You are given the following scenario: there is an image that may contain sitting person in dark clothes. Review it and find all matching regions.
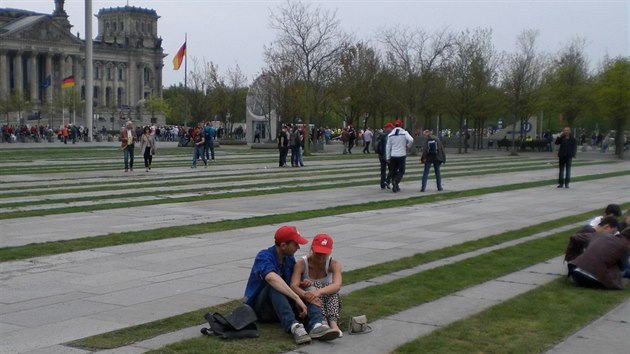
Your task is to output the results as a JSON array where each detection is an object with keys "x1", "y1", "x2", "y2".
[
  {"x1": 565, "y1": 216, "x2": 620, "y2": 262},
  {"x1": 566, "y1": 226, "x2": 630, "y2": 290},
  {"x1": 582, "y1": 203, "x2": 622, "y2": 233}
]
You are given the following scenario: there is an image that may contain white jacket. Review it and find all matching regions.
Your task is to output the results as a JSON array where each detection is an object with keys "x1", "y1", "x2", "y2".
[{"x1": 386, "y1": 127, "x2": 414, "y2": 159}]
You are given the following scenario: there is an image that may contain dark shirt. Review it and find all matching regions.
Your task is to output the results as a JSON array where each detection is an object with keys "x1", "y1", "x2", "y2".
[
  {"x1": 243, "y1": 246, "x2": 296, "y2": 306},
  {"x1": 569, "y1": 234, "x2": 629, "y2": 289},
  {"x1": 555, "y1": 135, "x2": 577, "y2": 158}
]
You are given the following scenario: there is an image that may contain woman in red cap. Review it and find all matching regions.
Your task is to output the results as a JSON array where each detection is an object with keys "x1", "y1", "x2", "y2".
[{"x1": 291, "y1": 234, "x2": 343, "y2": 336}]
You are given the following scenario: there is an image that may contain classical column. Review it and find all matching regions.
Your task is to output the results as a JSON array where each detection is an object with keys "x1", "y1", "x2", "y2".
[
  {"x1": 99, "y1": 63, "x2": 106, "y2": 107},
  {"x1": 113, "y1": 63, "x2": 119, "y2": 107},
  {"x1": 14, "y1": 51, "x2": 24, "y2": 94},
  {"x1": 0, "y1": 51, "x2": 8, "y2": 99},
  {"x1": 45, "y1": 53, "x2": 53, "y2": 103},
  {"x1": 72, "y1": 55, "x2": 80, "y2": 93},
  {"x1": 29, "y1": 53, "x2": 38, "y2": 103}
]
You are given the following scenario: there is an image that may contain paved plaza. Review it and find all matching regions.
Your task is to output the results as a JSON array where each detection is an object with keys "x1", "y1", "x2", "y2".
[{"x1": 0, "y1": 143, "x2": 629, "y2": 353}]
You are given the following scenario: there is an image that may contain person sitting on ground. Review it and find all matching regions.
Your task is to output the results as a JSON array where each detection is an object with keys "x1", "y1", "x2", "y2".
[
  {"x1": 243, "y1": 226, "x2": 339, "y2": 344},
  {"x1": 565, "y1": 216, "x2": 620, "y2": 263},
  {"x1": 291, "y1": 234, "x2": 343, "y2": 337},
  {"x1": 585, "y1": 204, "x2": 622, "y2": 232},
  {"x1": 618, "y1": 208, "x2": 630, "y2": 232},
  {"x1": 567, "y1": 227, "x2": 630, "y2": 290}
]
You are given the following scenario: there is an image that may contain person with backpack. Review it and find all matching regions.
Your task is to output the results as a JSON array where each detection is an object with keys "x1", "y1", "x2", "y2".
[
  {"x1": 375, "y1": 123, "x2": 394, "y2": 189},
  {"x1": 386, "y1": 120, "x2": 414, "y2": 193},
  {"x1": 420, "y1": 129, "x2": 446, "y2": 192}
]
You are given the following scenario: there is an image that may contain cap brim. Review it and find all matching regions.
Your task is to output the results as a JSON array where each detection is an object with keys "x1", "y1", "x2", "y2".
[
  {"x1": 296, "y1": 235, "x2": 309, "y2": 245},
  {"x1": 311, "y1": 244, "x2": 332, "y2": 254}
]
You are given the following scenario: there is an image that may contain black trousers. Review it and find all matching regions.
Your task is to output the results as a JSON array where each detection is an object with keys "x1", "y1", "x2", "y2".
[
  {"x1": 558, "y1": 156, "x2": 572, "y2": 186},
  {"x1": 379, "y1": 157, "x2": 391, "y2": 187},
  {"x1": 389, "y1": 156, "x2": 406, "y2": 185}
]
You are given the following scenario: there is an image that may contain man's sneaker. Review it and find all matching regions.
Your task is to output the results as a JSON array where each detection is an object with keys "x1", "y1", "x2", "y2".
[
  {"x1": 309, "y1": 324, "x2": 340, "y2": 341},
  {"x1": 291, "y1": 323, "x2": 311, "y2": 344}
]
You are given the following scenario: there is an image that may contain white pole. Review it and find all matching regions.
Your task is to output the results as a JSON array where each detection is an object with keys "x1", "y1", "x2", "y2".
[{"x1": 85, "y1": 0, "x2": 93, "y2": 141}]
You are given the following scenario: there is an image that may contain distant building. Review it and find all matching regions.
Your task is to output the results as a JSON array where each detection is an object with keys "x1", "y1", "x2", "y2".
[{"x1": 0, "y1": 0, "x2": 165, "y2": 129}]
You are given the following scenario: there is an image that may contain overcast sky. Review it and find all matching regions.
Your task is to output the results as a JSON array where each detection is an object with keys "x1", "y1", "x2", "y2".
[{"x1": 3, "y1": 0, "x2": 629, "y2": 87}]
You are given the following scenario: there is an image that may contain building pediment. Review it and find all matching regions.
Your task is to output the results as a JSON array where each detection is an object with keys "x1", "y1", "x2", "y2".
[{"x1": 0, "y1": 15, "x2": 81, "y2": 45}]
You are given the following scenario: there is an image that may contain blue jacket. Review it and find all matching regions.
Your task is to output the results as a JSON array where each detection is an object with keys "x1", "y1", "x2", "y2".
[{"x1": 243, "y1": 246, "x2": 296, "y2": 306}]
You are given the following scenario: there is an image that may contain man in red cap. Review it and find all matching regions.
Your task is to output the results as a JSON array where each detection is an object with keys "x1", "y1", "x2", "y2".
[
  {"x1": 375, "y1": 123, "x2": 394, "y2": 189},
  {"x1": 386, "y1": 120, "x2": 414, "y2": 192},
  {"x1": 243, "y1": 225, "x2": 339, "y2": 344}
]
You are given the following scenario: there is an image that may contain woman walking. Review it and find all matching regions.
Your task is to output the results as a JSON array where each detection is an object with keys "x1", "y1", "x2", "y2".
[{"x1": 140, "y1": 126, "x2": 156, "y2": 172}]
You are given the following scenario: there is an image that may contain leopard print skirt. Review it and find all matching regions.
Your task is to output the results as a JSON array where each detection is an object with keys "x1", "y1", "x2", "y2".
[{"x1": 313, "y1": 280, "x2": 341, "y2": 322}]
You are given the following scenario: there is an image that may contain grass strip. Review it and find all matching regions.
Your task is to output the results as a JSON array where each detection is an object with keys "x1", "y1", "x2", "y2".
[
  {"x1": 2, "y1": 172, "x2": 629, "y2": 262},
  {"x1": 83, "y1": 219, "x2": 588, "y2": 353},
  {"x1": 66, "y1": 204, "x2": 629, "y2": 351},
  {"x1": 393, "y1": 279, "x2": 629, "y2": 354},
  {"x1": 0, "y1": 160, "x2": 618, "y2": 218}
]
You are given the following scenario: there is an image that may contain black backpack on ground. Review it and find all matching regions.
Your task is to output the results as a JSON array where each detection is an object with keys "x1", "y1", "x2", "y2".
[{"x1": 201, "y1": 304, "x2": 259, "y2": 339}]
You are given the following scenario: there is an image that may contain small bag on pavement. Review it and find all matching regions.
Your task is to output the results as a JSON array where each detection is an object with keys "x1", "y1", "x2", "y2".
[{"x1": 348, "y1": 315, "x2": 372, "y2": 334}]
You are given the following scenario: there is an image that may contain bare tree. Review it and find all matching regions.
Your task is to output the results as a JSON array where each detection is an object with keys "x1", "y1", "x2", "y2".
[
  {"x1": 267, "y1": 0, "x2": 349, "y2": 153},
  {"x1": 379, "y1": 26, "x2": 453, "y2": 131},
  {"x1": 501, "y1": 29, "x2": 546, "y2": 154},
  {"x1": 445, "y1": 28, "x2": 499, "y2": 154}
]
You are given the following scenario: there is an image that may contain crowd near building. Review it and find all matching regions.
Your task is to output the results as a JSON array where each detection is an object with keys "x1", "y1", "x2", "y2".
[{"x1": 0, "y1": 0, "x2": 165, "y2": 134}]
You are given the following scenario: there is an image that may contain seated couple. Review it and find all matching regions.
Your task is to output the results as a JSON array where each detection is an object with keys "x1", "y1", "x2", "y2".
[{"x1": 243, "y1": 226, "x2": 342, "y2": 344}]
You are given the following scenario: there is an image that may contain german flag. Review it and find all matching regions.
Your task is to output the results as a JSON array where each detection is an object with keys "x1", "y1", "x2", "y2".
[
  {"x1": 172, "y1": 42, "x2": 186, "y2": 70},
  {"x1": 61, "y1": 76, "x2": 75, "y2": 89}
]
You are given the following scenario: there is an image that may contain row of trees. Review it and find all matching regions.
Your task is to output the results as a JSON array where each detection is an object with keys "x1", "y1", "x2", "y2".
[{"x1": 164, "y1": 1, "x2": 628, "y2": 157}]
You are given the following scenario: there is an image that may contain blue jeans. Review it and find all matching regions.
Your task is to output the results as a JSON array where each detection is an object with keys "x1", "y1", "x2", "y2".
[
  {"x1": 422, "y1": 160, "x2": 442, "y2": 191},
  {"x1": 123, "y1": 144, "x2": 134, "y2": 170},
  {"x1": 253, "y1": 284, "x2": 323, "y2": 332},
  {"x1": 204, "y1": 141, "x2": 215, "y2": 160},
  {"x1": 192, "y1": 145, "x2": 206, "y2": 166}
]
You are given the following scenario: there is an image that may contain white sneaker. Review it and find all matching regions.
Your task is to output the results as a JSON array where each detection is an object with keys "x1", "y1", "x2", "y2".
[
  {"x1": 291, "y1": 323, "x2": 311, "y2": 344},
  {"x1": 309, "y1": 323, "x2": 339, "y2": 341}
]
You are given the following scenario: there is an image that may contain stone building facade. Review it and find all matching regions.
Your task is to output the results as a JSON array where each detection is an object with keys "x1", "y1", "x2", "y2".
[{"x1": 0, "y1": 0, "x2": 165, "y2": 130}]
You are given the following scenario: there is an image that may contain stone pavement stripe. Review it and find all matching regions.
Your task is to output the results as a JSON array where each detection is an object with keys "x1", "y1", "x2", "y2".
[
  {"x1": 543, "y1": 300, "x2": 630, "y2": 354},
  {"x1": 2, "y1": 161, "x2": 627, "y2": 248},
  {"x1": 287, "y1": 256, "x2": 566, "y2": 354}
]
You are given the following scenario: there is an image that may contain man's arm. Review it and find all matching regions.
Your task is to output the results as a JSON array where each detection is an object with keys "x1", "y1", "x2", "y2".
[
  {"x1": 265, "y1": 271, "x2": 308, "y2": 318},
  {"x1": 564, "y1": 233, "x2": 592, "y2": 262}
]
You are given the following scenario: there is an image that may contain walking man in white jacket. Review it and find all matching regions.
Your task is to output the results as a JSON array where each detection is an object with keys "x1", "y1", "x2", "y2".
[{"x1": 386, "y1": 120, "x2": 414, "y2": 193}]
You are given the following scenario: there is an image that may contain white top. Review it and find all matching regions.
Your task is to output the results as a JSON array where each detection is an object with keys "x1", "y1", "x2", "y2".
[
  {"x1": 386, "y1": 127, "x2": 414, "y2": 159},
  {"x1": 302, "y1": 255, "x2": 333, "y2": 284},
  {"x1": 363, "y1": 129, "x2": 373, "y2": 143}
]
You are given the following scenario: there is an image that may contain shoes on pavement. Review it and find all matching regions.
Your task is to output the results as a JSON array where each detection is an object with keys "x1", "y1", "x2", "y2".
[
  {"x1": 291, "y1": 323, "x2": 311, "y2": 344},
  {"x1": 557, "y1": 184, "x2": 564, "y2": 188},
  {"x1": 309, "y1": 324, "x2": 340, "y2": 341}
]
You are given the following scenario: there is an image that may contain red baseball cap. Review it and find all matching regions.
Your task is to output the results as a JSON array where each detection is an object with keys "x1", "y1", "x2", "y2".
[
  {"x1": 395, "y1": 120, "x2": 403, "y2": 127},
  {"x1": 311, "y1": 234, "x2": 333, "y2": 255},
  {"x1": 384, "y1": 122, "x2": 394, "y2": 129},
  {"x1": 274, "y1": 225, "x2": 308, "y2": 245}
]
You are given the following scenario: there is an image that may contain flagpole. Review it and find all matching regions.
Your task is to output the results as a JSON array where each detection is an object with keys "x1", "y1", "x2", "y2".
[{"x1": 184, "y1": 32, "x2": 188, "y2": 129}]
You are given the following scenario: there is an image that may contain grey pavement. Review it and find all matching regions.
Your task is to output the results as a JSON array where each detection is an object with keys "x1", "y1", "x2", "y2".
[
  {"x1": 2, "y1": 158, "x2": 628, "y2": 247},
  {"x1": 544, "y1": 300, "x2": 630, "y2": 354},
  {"x1": 288, "y1": 256, "x2": 567, "y2": 354},
  {"x1": 2, "y1": 173, "x2": 630, "y2": 353}
]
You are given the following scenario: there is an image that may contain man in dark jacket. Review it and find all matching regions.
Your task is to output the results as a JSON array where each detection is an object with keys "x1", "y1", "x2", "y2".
[
  {"x1": 564, "y1": 216, "x2": 619, "y2": 262},
  {"x1": 567, "y1": 226, "x2": 629, "y2": 290},
  {"x1": 420, "y1": 129, "x2": 446, "y2": 192},
  {"x1": 555, "y1": 126, "x2": 577, "y2": 188},
  {"x1": 376, "y1": 123, "x2": 394, "y2": 189}
]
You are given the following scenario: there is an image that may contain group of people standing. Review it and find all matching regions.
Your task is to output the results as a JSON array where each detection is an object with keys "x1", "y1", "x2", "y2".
[
  {"x1": 374, "y1": 120, "x2": 446, "y2": 193},
  {"x1": 277, "y1": 124, "x2": 305, "y2": 167}
]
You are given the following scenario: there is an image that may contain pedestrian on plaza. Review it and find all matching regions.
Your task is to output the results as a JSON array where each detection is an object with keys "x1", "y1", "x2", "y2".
[
  {"x1": 203, "y1": 122, "x2": 216, "y2": 161},
  {"x1": 347, "y1": 125, "x2": 356, "y2": 154},
  {"x1": 420, "y1": 129, "x2": 446, "y2": 192},
  {"x1": 386, "y1": 120, "x2": 414, "y2": 193},
  {"x1": 62, "y1": 124, "x2": 69, "y2": 144},
  {"x1": 243, "y1": 226, "x2": 340, "y2": 344},
  {"x1": 555, "y1": 126, "x2": 577, "y2": 189},
  {"x1": 566, "y1": 226, "x2": 630, "y2": 290},
  {"x1": 278, "y1": 125, "x2": 290, "y2": 167},
  {"x1": 291, "y1": 125, "x2": 302, "y2": 167},
  {"x1": 140, "y1": 126, "x2": 156, "y2": 172},
  {"x1": 362, "y1": 127, "x2": 373, "y2": 154},
  {"x1": 375, "y1": 123, "x2": 394, "y2": 189},
  {"x1": 191, "y1": 127, "x2": 207, "y2": 169},
  {"x1": 341, "y1": 128, "x2": 350, "y2": 154},
  {"x1": 254, "y1": 127, "x2": 261, "y2": 143},
  {"x1": 291, "y1": 233, "x2": 343, "y2": 337},
  {"x1": 120, "y1": 121, "x2": 137, "y2": 172}
]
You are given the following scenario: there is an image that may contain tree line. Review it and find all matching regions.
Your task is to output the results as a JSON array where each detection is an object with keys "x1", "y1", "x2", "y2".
[{"x1": 163, "y1": 1, "x2": 628, "y2": 157}]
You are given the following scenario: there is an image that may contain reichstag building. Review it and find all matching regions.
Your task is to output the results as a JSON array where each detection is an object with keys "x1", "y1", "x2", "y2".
[{"x1": 0, "y1": 0, "x2": 165, "y2": 130}]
